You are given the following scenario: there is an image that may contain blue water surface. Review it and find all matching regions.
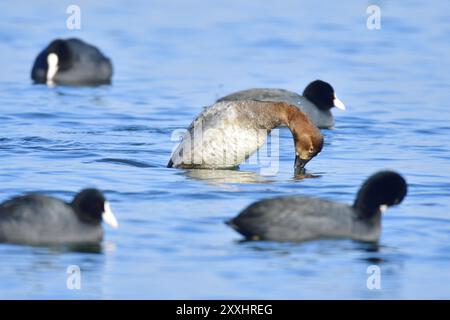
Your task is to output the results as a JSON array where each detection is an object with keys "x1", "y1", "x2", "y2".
[{"x1": 0, "y1": 0, "x2": 449, "y2": 299}]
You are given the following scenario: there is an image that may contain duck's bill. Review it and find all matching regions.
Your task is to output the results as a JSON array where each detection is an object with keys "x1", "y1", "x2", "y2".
[
  {"x1": 102, "y1": 201, "x2": 119, "y2": 229},
  {"x1": 333, "y1": 95, "x2": 346, "y2": 111},
  {"x1": 294, "y1": 156, "x2": 309, "y2": 173}
]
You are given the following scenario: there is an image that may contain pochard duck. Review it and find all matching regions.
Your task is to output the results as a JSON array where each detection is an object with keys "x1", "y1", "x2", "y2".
[{"x1": 168, "y1": 100, "x2": 324, "y2": 172}]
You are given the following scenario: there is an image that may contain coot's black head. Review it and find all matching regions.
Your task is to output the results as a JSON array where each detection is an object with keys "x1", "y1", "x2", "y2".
[
  {"x1": 302, "y1": 80, "x2": 346, "y2": 111},
  {"x1": 353, "y1": 171, "x2": 407, "y2": 219},
  {"x1": 71, "y1": 189, "x2": 118, "y2": 228},
  {"x1": 31, "y1": 39, "x2": 73, "y2": 83}
]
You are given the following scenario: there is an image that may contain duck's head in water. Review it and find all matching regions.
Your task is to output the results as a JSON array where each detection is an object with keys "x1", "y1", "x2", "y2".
[
  {"x1": 71, "y1": 189, "x2": 119, "y2": 229},
  {"x1": 283, "y1": 105, "x2": 323, "y2": 173},
  {"x1": 303, "y1": 80, "x2": 346, "y2": 111},
  {"x1": 353, "y1": 171, "x2": 407, "y2": 218},
  {"x1": 293, "y1": 131, "x2": 324, "y2": 173}
]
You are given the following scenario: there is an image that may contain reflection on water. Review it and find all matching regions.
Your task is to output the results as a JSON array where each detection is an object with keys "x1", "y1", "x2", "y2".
[
  {"x1": 293, "y1": 171, "x2": 322, "y2": 180},
  {"x1": 2, "y1": 241, "x2": 110, "y2": 255},
  {"x1": 63, "y1": 243, "x2": 104, "y2": 254},
  {"x1": 182, "y1": 168, "x2": 275, "y2": 185},
  {"x1": 182, "y1": 166, "x2": 322, "y2": 185}
]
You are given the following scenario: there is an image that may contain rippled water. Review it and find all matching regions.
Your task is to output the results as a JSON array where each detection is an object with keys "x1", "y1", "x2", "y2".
[{"x1": 1, "y1": 0, "x2": 450, "y2": 299}]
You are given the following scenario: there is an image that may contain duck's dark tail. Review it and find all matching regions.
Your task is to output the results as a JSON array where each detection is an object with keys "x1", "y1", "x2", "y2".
[
  {"x1": 224, "y1": 219, "x2": 234, "y2": 227},
  {"x1": 225, "y1": 219, "x2": 239, "y2": 231},
  {"x1": 167, "y1": 159, "x2": 174, "y2": 168},
  {"x1": 225, "y1": 219, "x2": 259, "y2": 240}
]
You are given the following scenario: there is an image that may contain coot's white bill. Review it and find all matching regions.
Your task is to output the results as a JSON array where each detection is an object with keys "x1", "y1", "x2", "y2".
[
  {"x1": 46, "y1": 53, "x2": 58, "y2": 83},
  {"x1": 102, "y1": 201, "x2": 118, "y2": 229},
  {"x1": 333, "y1": 94, "x2": 346, "y2": 110}
]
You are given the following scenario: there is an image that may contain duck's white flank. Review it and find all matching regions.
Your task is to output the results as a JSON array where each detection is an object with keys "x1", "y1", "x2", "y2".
[{"x1": 170, "y1": 101, "x2": 268, "y2": 168}]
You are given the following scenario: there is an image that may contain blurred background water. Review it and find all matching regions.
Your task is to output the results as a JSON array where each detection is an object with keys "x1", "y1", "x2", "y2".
[{"x1": 0, "y1": 0, "x2": 449, "y2": 299}]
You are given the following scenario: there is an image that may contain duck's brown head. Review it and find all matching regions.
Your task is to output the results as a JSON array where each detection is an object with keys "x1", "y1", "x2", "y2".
[
  {"x1": 293, "y1": 130, "x2": 323, "y2": 171},
  {"x1": 282, "y1": 104, "x2": 324, "y2": 172}
]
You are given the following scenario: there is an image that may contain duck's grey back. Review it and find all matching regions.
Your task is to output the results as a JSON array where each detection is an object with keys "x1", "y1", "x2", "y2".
[
  {"x1": 0, "y1": 195, "x2": 103, "y2": 244},
  {"x1": 229, "y1": 197, "x2": 356, "y2": 242},
  {"x1": 218, "y1": 88, "x2": 333, "y2": 128}
]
